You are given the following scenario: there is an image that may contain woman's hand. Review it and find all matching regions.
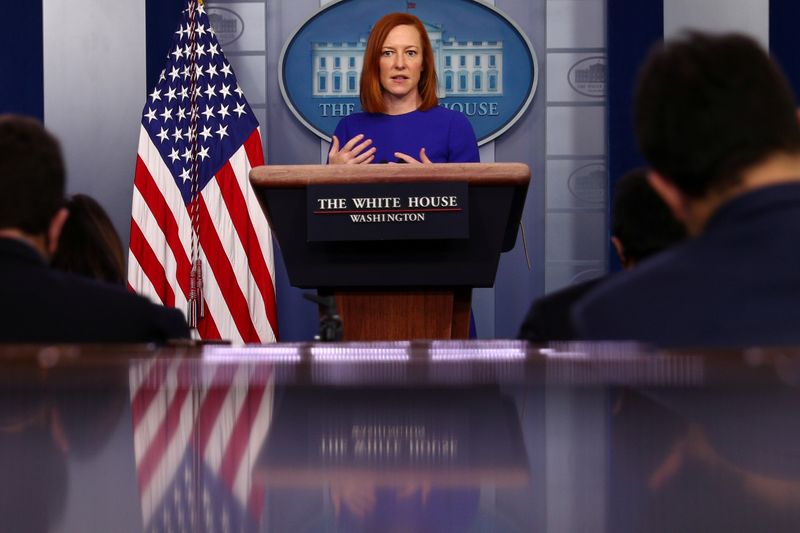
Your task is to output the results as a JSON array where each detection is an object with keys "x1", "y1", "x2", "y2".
[
  {"x1": 328, "y1": 134, "x2": 376, "y2": 164},
  {"x1": 392, "y1": 147, "x2": 432, "y2": 164}
]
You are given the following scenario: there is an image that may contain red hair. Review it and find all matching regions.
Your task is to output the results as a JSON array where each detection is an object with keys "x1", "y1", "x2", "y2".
[{"x1": 359, "y1": 13, "x2": 438, "y2": 113}]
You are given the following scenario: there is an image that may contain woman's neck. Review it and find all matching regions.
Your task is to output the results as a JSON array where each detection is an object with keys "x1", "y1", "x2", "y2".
[{"x1": 382, "y1": 91, "x2": 421, "y2": 115}]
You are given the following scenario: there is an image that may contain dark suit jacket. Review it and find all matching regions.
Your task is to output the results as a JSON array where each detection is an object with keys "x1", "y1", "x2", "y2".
[
  {"x1": 573, "y1": 183, "x2": 800, "y2": 347},
  {"x1": 517, "y1": 277, "x2": 605, "y2": 342},
  {"x1": 0, "y1": 238, "x2": 189, "y2": 343}
]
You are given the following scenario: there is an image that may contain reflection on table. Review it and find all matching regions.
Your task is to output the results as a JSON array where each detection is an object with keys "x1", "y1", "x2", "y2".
[
  {"x1": 129, "y1": 358, "x2": 274, "y2": 533},
  {"x1": 259, "y1": 387, "x2": 529, "y2": 531},
  {"x1": 0, "y1": 341, "x2": 798, "y2": 532}
]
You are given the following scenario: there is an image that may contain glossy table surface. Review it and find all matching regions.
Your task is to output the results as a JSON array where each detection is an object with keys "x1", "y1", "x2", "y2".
[{"x1": 1, "y1": 340, "x2": 799, "y2": 532}]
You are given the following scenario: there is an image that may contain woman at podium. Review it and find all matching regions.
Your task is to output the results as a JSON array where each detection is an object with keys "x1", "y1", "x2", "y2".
[{"x1": 328, "y1": 12, "x2": 479, "y2": 165}]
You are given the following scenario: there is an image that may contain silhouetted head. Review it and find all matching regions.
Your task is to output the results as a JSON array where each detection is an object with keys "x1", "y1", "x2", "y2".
[
  {"x1": 612, "y1": 168, "x2": 687, "y2": 267},
  {"x1": 0, "y1": 115, "x2": 66, "y2": 236},
  {"x1": 51, "y1": 194, "x2": 126, "y2": 285},
  {"x1": 635, "y1": 32, "x2": 800, "y2": 198}
]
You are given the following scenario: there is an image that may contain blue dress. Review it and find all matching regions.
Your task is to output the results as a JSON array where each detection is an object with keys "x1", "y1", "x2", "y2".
[{"x1": 332, "y1": 106, "x2": 480, "y2": 163}]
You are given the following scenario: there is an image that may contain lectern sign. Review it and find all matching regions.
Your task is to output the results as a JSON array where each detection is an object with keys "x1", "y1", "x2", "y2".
[{"x1": 307, "y1": 182, "x2": 469, "y2": 241}]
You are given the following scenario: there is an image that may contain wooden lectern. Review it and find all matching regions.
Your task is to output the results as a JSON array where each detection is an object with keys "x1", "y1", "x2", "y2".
[{"x1": 249, "y1": 163, "x2": 529, "y2": 340}]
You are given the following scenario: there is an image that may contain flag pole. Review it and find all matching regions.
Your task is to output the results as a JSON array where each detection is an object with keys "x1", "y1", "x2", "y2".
[{"x1": 187, "y1": 0, "x2": 204, "y2": 329}]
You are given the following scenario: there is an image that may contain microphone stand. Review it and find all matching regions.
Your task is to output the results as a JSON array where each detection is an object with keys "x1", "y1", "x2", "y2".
[{"x1": 303, "y1": 293, "x2": 343, "y2": 342}]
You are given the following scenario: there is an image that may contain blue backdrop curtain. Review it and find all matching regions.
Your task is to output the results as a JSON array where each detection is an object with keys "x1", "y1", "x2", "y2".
[{"x1": 1, "y1": 4, "x2": 44, "y2": 119}]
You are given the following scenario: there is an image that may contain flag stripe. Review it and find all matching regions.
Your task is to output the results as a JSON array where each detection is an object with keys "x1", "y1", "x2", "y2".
[
  {"x1": 134, "y1": 154, "x2": 192, "y2": 297},
  {"x1": 127, "y1": 254, "x2": 163, "y2": 313},
  {"x1": 129, "y1": 219, "x2": 176, "y2": 307},
  {"x1": 131, "y1": 186, "x2": 189, "y2": 313},
  {"x1": 227, "y1": 137, "x2": 279, "y2": 338},
  {"x1": 131, "y1": 358, "x2": 170, "y2": 430},
  {"x1": 197, "y1": 194, "x2": 260, "y2": 342},
  {"x1": 129, "y1": 188, "x2": 189, "y2": 315},
  {"x1": 136, "y1": 360, "x2": 193, "y2": 493},
  {"x1": 140, "y1": 379, "x2": 200, "y2": 527},
  {"x1": 200, "y1": 176, "x2": 269, "y2": 340},
  {"x1": 193, "y1": 367, "x2": 234, "y2": 456},
  {"x1": 202, "y1": 365, "x2": 249, "y2": 476},
  {"x1": 134, "y1": 125, "x2": 195, "y2": 259},
  {"x1": 243, "y1": 128, "x2": 264, "y2": 167},
  {"x1": 241, "y1": 131, "x2": 278, "y2": 341},
  {"x1": 133, "y1": 362, "x2": 183, "y2": 467},
  {"x1": 132, "y1": 138, "x2": 190, "y2": 311},
  {"x1": 204, "y1": 166, "x2": 272, "y2": 341},
  {"x1": 195, "y1": 245, "x2": 237, "y2": 342},
  {"x1": 219, "y1": 383, "x2": 267, "y2": 498}
]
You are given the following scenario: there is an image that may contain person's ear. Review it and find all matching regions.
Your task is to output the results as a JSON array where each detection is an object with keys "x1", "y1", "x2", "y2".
[
  {"x1": 610, "y1": 235, "x2": 630, "y2": 269},
  {"x1": 647, "y1": 170, "x2": 688, "y2": 223},
  {"x1": 46, "y1": 207, "x2": 69, "y2": 257}
]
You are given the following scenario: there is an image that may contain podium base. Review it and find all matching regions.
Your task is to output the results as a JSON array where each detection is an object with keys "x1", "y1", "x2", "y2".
[{"x1": 326, "y1": 288, "x2": 472, "y2": 341}]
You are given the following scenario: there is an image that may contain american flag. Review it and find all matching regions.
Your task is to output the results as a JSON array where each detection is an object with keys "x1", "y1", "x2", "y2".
[
  {"x1": 130, "y1": 358, "x2": 274, "y2": 533},
  {"x1": 128, "y1": 0, "x2": 278, "y2": 343}
]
